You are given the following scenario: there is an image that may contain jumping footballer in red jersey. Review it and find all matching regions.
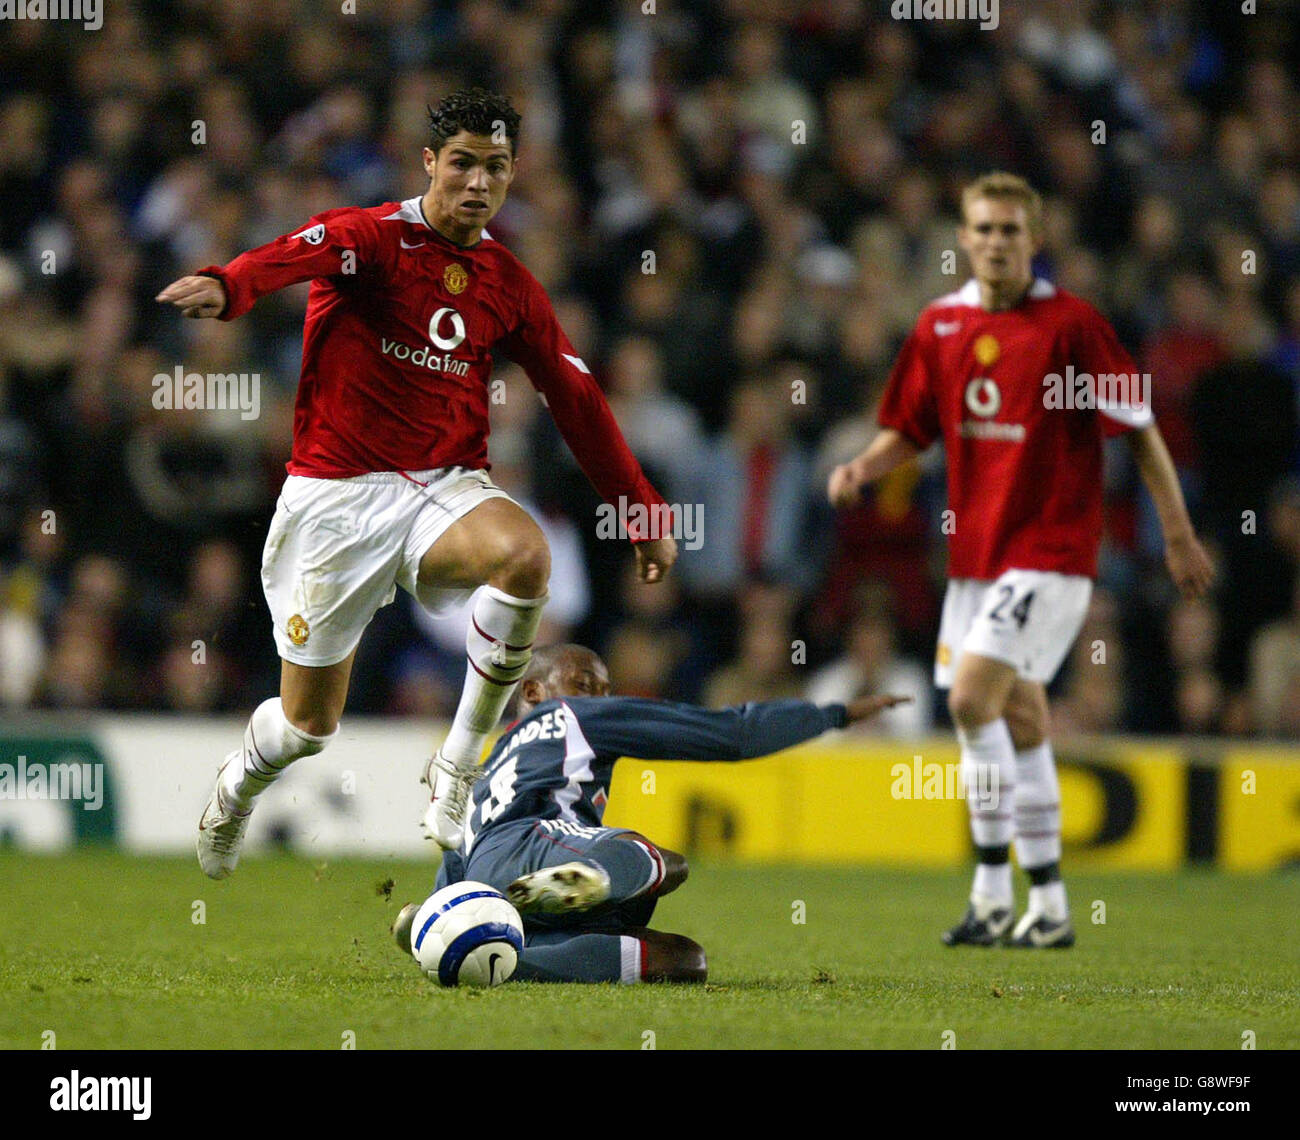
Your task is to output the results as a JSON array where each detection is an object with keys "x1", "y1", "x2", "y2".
[
  {"x1": 158, "y1": 89, "x2": 678, "y2": 878},
  {"x1": 829, "y1": 173, "x2": 1213, "y2": 947}
]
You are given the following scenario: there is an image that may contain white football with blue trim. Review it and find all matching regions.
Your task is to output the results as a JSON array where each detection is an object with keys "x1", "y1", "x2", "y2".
[{"x1": 410, "y1": 881, "x2": 525, "y2": 987}]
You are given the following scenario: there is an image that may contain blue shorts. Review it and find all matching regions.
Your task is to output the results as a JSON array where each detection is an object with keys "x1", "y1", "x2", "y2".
[{"x1": 435, "y1": 819, "x2": 657, "y2": 934}]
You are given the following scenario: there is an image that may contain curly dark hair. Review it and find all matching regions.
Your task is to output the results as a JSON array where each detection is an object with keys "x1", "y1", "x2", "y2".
[{"x1": 426, "y1": 88, "x2": 521, "y2": 155}]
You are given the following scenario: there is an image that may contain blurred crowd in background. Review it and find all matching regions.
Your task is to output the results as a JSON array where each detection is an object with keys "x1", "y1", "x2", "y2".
[{"x1": 2, "y1": 0, "x2": 1300, "y2": 738}]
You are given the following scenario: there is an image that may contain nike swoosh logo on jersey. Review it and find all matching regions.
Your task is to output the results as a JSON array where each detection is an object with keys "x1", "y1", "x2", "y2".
[
  {"x1": 934, "y1": 320, "x2": 963, "y2": 336},
  {"x1": 400, "y1": 238, "x2": 425, "y2": 249}
]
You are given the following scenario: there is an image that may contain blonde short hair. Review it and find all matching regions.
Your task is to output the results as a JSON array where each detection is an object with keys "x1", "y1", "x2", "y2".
[{"x1": 960, "y1": 172, "x2": 1044, "y2": 238}]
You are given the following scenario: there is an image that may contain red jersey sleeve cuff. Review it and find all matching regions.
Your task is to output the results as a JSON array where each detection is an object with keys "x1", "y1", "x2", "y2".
[
  {"x1": 626, "y1": 507, "x2": 673, "y2": 543},
  {"x1": 193, "y1": 266, "x2": 238, "y2": 320},
  {"x1": 613, "y1": 482, "x2": 673, "y2": 543}
]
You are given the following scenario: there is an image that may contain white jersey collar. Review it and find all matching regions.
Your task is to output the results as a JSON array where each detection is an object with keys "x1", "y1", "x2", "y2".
[
  {"x1": 384, "y1": 197, "x2": 492, "y2": 245},
  {"x1": 940, "y1": 277, "x2": 1055, "y2": 309}
]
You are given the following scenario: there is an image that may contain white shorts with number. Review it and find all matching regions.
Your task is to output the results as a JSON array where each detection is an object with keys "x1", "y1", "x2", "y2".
[
  {"x1": 934, "y1": 569, "x2": 1092, "y2": 689},
  {"x1": 261, "y1": 467, "x2": 514, "y2": 667}
]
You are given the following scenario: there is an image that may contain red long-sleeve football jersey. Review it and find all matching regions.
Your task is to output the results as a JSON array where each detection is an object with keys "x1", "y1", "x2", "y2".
[
  {"x1": 196, "y1": 197, "x2": 666, "y2": 534},
  {"x1": 878, "y1": 278, "x2": 1152, "y2": 580}
]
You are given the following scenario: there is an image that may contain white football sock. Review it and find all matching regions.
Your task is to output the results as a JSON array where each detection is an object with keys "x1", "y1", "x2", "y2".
[
  {"x1": 440, "y1": 586, "x2": 546, "y2": 768},
  {"x1": 221, "y1": 697, "x2": 335, "y2": 813},
  {"x1": 1013, "y1": 740, "x2": 1063, "y2": 869},
  {"x1": 1028, "y1": 882, "x2": 1069, "y2": 922},
  {"x1": 972, "y1": 864, "x2": 1013, "y2": 907},
  {"x1": 957, "y1": 717, "x2": 1016, "y2": 848},
  {"x1": 618, "y1": 935, "x2": 642, "y2": 985}
]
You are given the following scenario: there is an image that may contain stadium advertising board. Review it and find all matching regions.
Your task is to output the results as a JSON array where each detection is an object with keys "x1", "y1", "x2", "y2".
[{"x1": 0, "y1": 719, "x2": 1295, "y2": 870}]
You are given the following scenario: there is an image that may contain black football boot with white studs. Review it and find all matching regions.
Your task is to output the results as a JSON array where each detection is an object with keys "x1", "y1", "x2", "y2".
[
  {"x1": 1006, "y1": 911, "x2": 1075, "y2": 948},
  {"x1": 941, "y1": 900, "x2": 1016, "y2": 946}
]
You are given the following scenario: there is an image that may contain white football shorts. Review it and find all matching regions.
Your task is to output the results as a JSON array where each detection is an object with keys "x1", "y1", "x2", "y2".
[
  {"x1": 934, "y1": 568, "x2": 1092, "y2": 689},
  {"x1": 261, "y1": 467, "x2": 514, "y2": 667}
]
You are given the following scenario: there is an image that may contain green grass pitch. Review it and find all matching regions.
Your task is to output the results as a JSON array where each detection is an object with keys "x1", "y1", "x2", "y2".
[{"x1": 1, "y1": 851, "x2": 1296, "y2": 1050}]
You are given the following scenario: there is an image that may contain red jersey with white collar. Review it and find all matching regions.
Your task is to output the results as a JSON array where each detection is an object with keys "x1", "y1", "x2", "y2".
[
  {"x1": 197, "y1": 197, "x2": 666, "y2": 532},
  {"x1": 877, "y1": 278, "x2": 1152, "y2": 580}
]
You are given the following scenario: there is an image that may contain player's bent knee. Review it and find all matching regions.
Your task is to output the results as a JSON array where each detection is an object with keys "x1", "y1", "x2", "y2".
[
  {"x1": 1006, "y1": 707, "x2": 1045, "y2": 750},
  {"x1": 1004, "y1": 685, "x2": 1049, "y2": 750},
  {"x1": 477, "y1": 525, "x2": 549, "y2": 597},
  {"x1": 620, "y1": 833, "x2": 688, "y2": 894},
  {"x1": 659, "y1": 849, "x2": 688, "y2": 894},
  {"x1": 278, "y1": 698, "x2": 340, "y2": 740},
  {"x1": 279, "y1": 657, "x2": 352, "y2": 739},
  {"x1": 291, "y1": 715, "x2": 338, "y2": 738},
  {"x1": 497, "y1": 538, "x2": 550, "y2": 597},
  {"x1": 948, "y1": 687, "x2": 998, "y2": 731}
]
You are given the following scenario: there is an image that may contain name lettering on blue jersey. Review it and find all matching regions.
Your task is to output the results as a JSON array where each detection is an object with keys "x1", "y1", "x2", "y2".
[
  {"x1": 538, "y1": 819, "x2": 604, "y2": 839},
  {"x1": 455, "y1": 695, "x2": 840, "y2": 858},
  {"x1": 515, "y1": 709, "x2": 566, "y2": 746}
]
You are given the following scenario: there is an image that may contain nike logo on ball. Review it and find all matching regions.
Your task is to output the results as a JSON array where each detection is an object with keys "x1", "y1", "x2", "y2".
[{"x1": 488, "y1": 953, "x2": 502, "y2": 984}]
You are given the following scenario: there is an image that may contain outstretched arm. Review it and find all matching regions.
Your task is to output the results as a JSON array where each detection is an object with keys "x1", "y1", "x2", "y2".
[
  {"x1": 572, "y1": 694, "x2": 912, "y2": 763},
  {"x1": 156, "y1": 275, "x2": 227, "y2": 319},
  {"x1": 155, "y1": 209, "x2": 377, "y2": 322},
  {"x1": 828, "y1": 323, "x2": 936, "y2": 509},
  {"x1": 827, "y1": 428, "x2": 920, "y2": 509},
  {"x1": 1125, "y1": 422, "x2": 1214, "y2": 598}
]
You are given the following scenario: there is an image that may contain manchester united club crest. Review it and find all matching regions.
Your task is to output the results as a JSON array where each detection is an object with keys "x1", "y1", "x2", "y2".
[
  {"x1": 974, "y1": 333, "x2": 1000, "y2": 367},
  {"x1": 287, "y1": 614, "x2": 310, "y2": 646},
  {"x1": 443, "y1": 262, "x2": 468, "y2": 294}
]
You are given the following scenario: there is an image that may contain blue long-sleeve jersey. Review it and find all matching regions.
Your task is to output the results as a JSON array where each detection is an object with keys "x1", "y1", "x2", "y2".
[{"x1": 456, "y1": 696, "x2": 847, "y2": 857}]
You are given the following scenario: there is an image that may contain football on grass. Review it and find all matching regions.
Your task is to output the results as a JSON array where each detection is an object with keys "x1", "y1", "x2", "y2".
[{"x1": 410, "y1": 882, "x2": 525, "y2": 987}]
